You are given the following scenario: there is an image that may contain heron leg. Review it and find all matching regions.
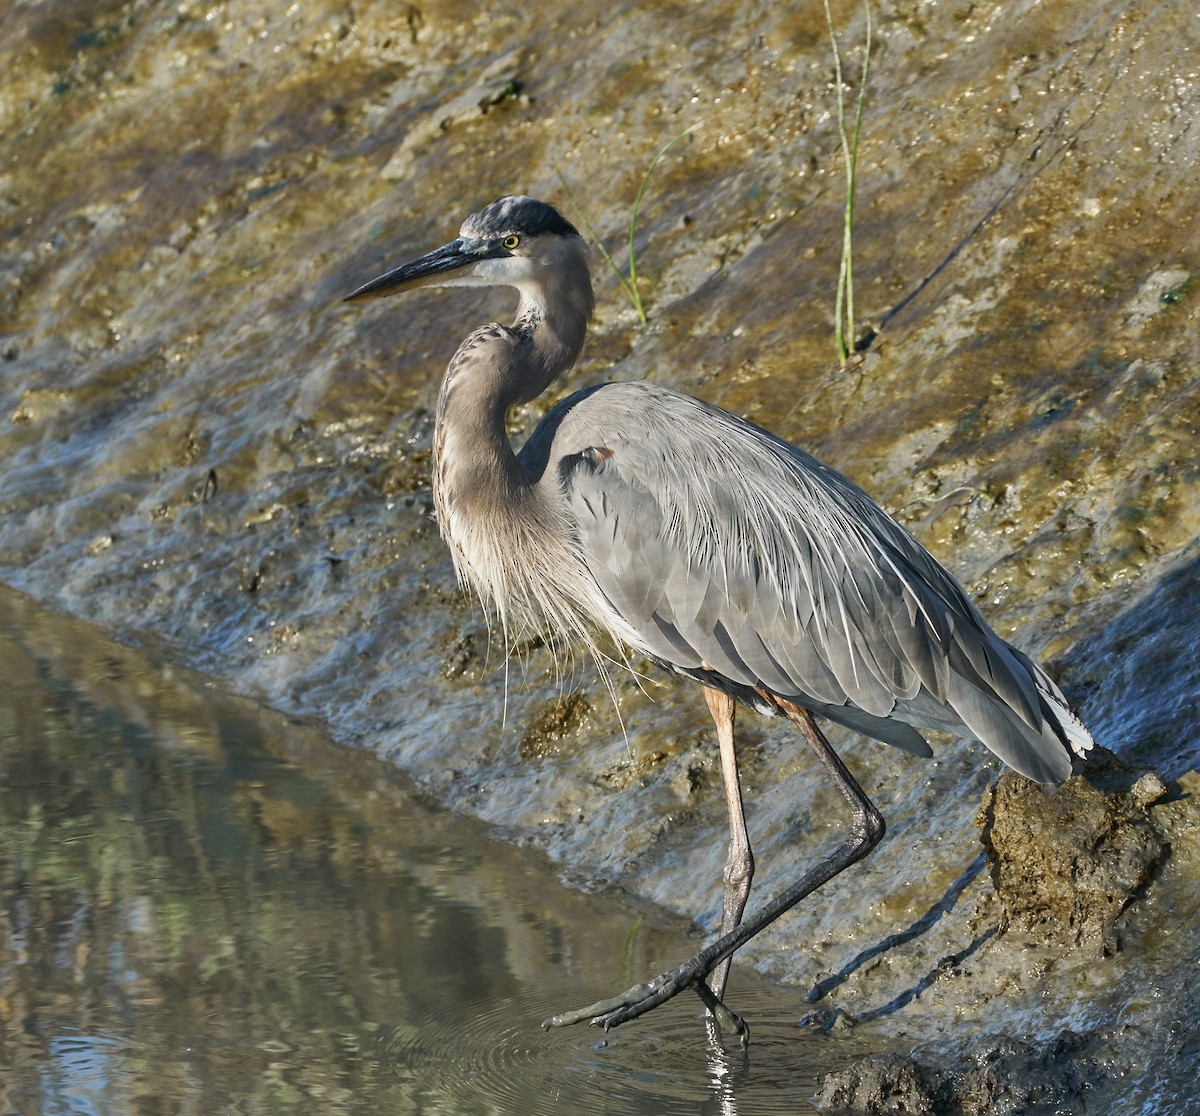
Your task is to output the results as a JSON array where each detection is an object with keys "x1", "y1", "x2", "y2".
[
  {"x1": 542, "y1": 704, "x2": 885, "y2": 1036},
  {"x1": 702, "y1": 686, "x2": 754, "y2": 1008}
]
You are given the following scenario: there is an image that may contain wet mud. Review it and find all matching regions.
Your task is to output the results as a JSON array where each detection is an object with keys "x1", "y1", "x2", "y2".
[{"x1": 2, "y1": 0, "x2": 1199, "y2": 1108}]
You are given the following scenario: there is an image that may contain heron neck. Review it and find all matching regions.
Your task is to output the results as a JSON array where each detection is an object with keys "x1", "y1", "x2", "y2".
[
  {"x1": 431, "y1": 257, "x2": 593, "y2": 550},
  {"x1": 433, "y1": 362, "x2": 524, "y2": 510},
  {"x1": 512, "y1": 291, "x2": 589, "y2": 404},
  {"x1": 438, "y1": 290, "x2": 587, "y2": 469}
]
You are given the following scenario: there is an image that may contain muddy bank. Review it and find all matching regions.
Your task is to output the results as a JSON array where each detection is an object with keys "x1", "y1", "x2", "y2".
[{"x1": 2, "y1": 0, "x2": 1199, "y2": 1104}]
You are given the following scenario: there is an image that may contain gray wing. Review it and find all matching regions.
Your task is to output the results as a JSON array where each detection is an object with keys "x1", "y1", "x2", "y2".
[{"x1": 523, "y1": 382, "x2": 1090, "y2": 784}]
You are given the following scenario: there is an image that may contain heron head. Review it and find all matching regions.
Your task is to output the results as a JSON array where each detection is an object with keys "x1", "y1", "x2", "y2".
[{"x1": 344, "y1": 195, "x2": 585, "y2": 302}]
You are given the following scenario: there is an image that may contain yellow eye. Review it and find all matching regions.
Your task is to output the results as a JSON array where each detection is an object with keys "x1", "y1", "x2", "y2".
[{"x1": 503, "y1": 234, "x2": 520, "y2": 250}]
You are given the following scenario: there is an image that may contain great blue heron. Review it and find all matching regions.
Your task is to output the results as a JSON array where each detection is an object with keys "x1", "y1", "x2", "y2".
[{"x1": 346, "y1": 195, "x2": 1093, "y2": 1039}]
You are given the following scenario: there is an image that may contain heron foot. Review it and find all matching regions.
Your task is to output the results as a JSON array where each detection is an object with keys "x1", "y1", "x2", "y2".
[
  {"x1": 542, "y1": 970, "x2": 684, "y2": 1031},
  {"x1": 542, "y1": 955, "x2": 747, "y2": 1041},
  {"x1": 694, "y1": 979, "x2": 750, "y2": 1047}
]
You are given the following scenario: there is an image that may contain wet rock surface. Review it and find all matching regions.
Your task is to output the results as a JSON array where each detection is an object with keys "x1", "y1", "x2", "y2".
[
  {"x1": 815, "y1": 761, "x2": 1200, "y2": 1112},
  {"x1": 2, "y1": 0, "x2": 1200, "y2": 1107}
]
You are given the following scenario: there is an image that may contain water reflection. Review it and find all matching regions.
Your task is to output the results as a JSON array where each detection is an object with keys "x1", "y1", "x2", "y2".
[{"x1": 0, "y1": 588, "x2": 850, "y2": 1114}]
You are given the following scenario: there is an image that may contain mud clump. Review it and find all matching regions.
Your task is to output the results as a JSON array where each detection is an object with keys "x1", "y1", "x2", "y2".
[
  {"x1": 817, "y1": 1031, "x2": 1113, "y2": 1115},
  {"x1": 977, "y1": 749, "x2": 1168, "y2": 953},
  {"x1": 519, "y1": 689, "x2": 592, "y2": 761},
  {"x1": 440, "y1": 631, "x2": 483, "y2": 680},
  {"x1": 816, "y1": 1052, "x2": 936, "y2": 1114}
]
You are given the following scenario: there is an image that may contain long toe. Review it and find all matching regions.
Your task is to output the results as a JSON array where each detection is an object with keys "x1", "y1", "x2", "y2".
[
  {"x1": 542, "y1": 963, "x2": 701, "y2": 1031},
  {"x1": 543, "y1": 979, "x2": 665, "y2": 1030},
  {"x1": 694, "y1": 981, "x2": 750, "y2": 1046}
]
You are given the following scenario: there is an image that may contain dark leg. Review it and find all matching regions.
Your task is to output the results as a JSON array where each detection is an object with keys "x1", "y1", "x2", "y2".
[{"x1": 543, "y1": 704, "x2": 885, "y2": 1035}]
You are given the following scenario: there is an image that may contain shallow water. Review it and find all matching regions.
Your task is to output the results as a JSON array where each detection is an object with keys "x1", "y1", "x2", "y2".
[{"x1": 0, "y1": 586, "x2": 873, "y2": 1115}]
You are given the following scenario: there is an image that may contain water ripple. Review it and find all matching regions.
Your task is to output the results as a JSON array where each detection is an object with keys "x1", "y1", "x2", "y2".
[{"x1": 378, "y1": 986, "x2": 832, "y2": 1116}]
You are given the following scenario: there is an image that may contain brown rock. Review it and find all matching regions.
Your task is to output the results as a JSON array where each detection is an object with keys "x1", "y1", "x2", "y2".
[{"x1": 977, "y1": 749, "x2": 1168, "y2": 953}]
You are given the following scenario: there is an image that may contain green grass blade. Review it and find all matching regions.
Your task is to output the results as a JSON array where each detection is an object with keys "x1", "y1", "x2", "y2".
[
  {"x1": 555, "y1": 125, "x2": 694, "y2": 325},
  {"x1": 626, "y1": 126, "x2": 697, "y2": 319},
  {"x1": 554, "y1": 165, "x2": 642, "y2": 316},
  {"x1": 824, "y1": 0, "x2": 872, "y2": 363}
]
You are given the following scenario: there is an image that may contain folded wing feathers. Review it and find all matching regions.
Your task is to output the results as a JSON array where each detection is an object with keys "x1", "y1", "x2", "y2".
[{"x1": 555, "y1": 385, "x2": 1091, "y2": 778}]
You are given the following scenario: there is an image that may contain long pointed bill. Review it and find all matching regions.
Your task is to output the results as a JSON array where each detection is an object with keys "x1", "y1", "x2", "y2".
[{"x1": 344, "y1": 238, "x2": 475, "y2": 301}]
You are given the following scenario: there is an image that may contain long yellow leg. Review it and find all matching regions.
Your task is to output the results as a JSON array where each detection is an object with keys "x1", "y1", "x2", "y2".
[{"x1": 702, "y1": 686, "x2": 754, "y2": 1007}]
